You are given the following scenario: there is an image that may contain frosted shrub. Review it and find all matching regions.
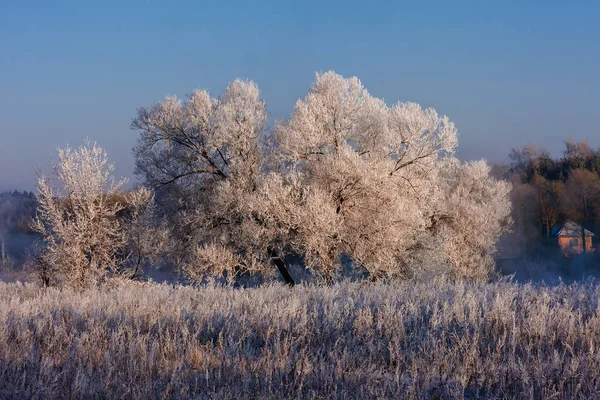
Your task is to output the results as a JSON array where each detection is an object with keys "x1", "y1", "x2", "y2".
[{"x1": 31, "y1": 142, "x2": 166, "y2": 287}]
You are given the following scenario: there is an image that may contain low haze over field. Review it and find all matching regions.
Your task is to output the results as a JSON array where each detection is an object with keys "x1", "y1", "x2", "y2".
[{"x1": 1, "y1": 1, "x2": 599, "y2": 190}]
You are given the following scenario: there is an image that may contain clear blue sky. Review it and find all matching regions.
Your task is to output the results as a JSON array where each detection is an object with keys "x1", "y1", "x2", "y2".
[{"x1": 1, "y1": 0, "x2": 599, "y2": 190}]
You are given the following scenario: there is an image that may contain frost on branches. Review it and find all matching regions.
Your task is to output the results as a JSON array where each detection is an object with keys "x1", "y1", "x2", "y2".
[
  {"x1": 31, "y1": 142, "x2": 166, "y2": 287},
  {"x1": 127, "y1": 71, "x2": 512, "y2": 283}
]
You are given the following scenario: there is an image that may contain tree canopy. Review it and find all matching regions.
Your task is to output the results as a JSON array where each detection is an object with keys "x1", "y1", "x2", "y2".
[{"x1": 132, "y1": 71, "x2": 511, "y2": 283}]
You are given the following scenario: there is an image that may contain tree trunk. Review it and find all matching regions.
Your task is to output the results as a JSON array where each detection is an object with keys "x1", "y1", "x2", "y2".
[
  {"x1": 582, "y1": 224, "x2": 587, "y2": 254},
  {"x1": 268, "y1": 248, "x2": 295, "y2": 286},
  {"x1": 130, "y1": 255, "x2": 142, "y2": 280}
]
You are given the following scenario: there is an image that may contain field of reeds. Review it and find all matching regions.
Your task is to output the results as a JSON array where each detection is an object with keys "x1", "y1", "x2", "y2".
[{"x1": 1, "y1": 279, "x2": 600, "y2": 399}]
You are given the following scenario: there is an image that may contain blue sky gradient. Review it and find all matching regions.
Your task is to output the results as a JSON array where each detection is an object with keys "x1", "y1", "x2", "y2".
[{"x1": 1, "y1": 1, "x2": 599, "y2": 190}]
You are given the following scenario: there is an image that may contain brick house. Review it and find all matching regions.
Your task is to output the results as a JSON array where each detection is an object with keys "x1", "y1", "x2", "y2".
[{"x1": 551, "y1": 221, "x2": 595, "y2": 255}]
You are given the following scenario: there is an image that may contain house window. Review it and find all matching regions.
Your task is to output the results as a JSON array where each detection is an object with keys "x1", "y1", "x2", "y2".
[{"x1": 569, "y1": 238, "x2": 579, "y2": 248}]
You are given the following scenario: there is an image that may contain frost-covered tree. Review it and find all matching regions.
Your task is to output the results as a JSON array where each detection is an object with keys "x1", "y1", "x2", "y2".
[
  {"x1": 132, "y1": 80, "x2": 284, "y2": 282},
  {"x1": 430, "y1": 159, "x2": 512, "y2": 280},
  {"x1": 32, "y1": 142, "x2": 128, "y2": 286},
  {"x1": 133, "y1": 71, "x2": 511, "y2": 283},
  {"x1": 31, "y1": 141, "x2": 164, "y2": 287},
  {"x1": 271, "y1": 72, "x2": 463, "y2": 279}
]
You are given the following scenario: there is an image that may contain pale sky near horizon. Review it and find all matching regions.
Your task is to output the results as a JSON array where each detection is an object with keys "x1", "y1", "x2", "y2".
[{"x1": 1, "y1": 1, "x2": 599, "y2": 191}]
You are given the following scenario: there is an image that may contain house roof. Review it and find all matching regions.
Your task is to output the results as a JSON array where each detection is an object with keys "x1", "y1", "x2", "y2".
[{"x1": 551, "y1": 221, "x2": 595, "y2": 238}]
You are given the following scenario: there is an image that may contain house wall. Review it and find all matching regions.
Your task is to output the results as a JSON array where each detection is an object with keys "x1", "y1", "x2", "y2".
[{"x1": 558, "y1": 236, "x2": 594, "y2": 254}]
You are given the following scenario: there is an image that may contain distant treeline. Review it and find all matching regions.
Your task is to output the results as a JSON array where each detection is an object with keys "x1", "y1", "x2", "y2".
[
  {"x1": 0, "y1": 190, "x2": 37, "y2": 235},
  {"x1": 493, "y1": 140, "x2": 600, "y2": 255}
]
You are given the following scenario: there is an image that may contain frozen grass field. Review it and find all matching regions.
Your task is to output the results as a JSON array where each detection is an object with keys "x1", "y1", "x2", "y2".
[{"x1": 1, "y1": 279, "x2": 600, "y2": 399}]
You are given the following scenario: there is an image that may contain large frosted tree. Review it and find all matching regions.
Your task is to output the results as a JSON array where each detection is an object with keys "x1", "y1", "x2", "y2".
[{"x1": 133, "y1": 71, "x2": 511, "y2": 283}]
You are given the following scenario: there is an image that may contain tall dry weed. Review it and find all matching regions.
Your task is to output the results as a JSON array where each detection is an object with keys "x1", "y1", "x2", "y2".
[{"x1": 0, "y1": 279, "x2": 599, "y2": 398}]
